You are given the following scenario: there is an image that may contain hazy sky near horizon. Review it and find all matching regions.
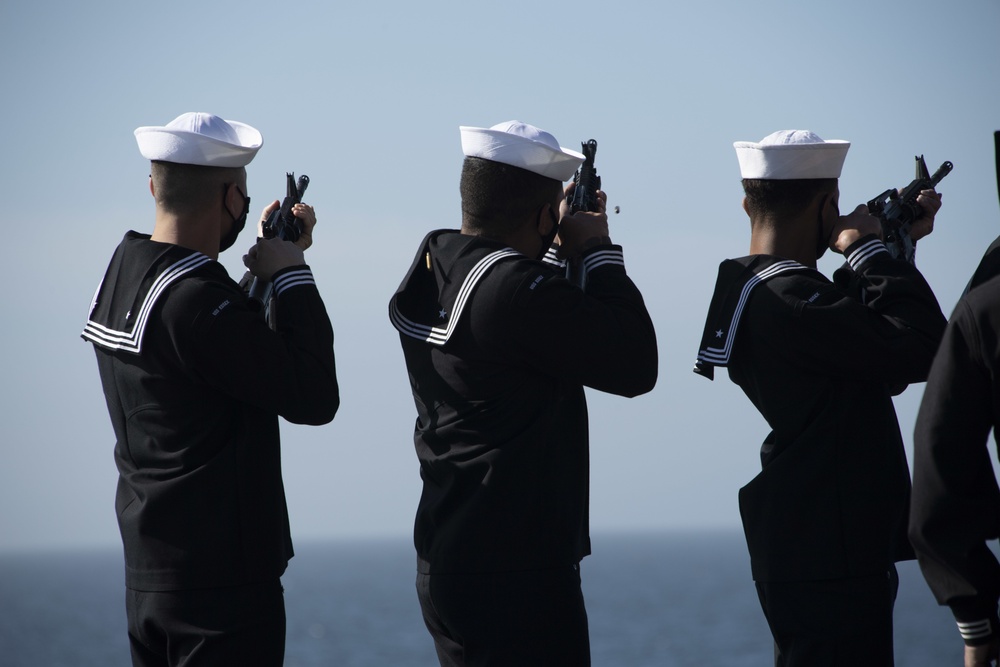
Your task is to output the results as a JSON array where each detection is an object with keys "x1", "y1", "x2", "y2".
[{"x1": 2, "y1": 0, "x2": 999, "y2": 552}]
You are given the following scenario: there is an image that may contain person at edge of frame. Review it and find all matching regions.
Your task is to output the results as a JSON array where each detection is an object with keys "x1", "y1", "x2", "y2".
[
  {"x1": 957, "y1": 132, "x2": 1000, "y2": 296},
  {"x1": 909, "y1": 130, "x2": 1000, "y2": 667},
  {"x1": 81, "y1": 112, "x2": 339, "y2": 667},
  {"x1": 692, "y1": 129, "x2": 946, "y2": 666},
  {"x1": 388, "y1": 120, "x2": 658, "y2": 667}
]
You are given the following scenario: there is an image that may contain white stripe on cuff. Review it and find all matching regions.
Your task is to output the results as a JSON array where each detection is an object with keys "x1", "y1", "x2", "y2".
[
  {"x1": 958, "y1": 619, "x2": 993, "y2": 641},
  {"x1": 846, "y1": 239, "x2": 888, "y2": 271},
  {"x1": 273, "y1": 268, "x2": 316, "y2": 296}
]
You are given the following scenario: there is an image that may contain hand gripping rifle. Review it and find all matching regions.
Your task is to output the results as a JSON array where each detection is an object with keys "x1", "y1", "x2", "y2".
[
  {"x1": 247, "y1": 172, "x2": 310, "y2": 311},
  {"x1": 566, "y1": 139, "x2": 601, "y2": 287},
  {"x1": 866, "y1": 156, "x2": 952, "y2": 264}
]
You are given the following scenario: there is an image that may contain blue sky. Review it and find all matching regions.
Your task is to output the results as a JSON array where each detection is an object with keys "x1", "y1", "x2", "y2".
[{"x1": 1, "y1": 0, "x2": 999, "y2": 551}]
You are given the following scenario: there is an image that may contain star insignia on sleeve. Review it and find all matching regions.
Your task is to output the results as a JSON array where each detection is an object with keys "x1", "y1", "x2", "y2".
[{"x1": 715, "y1": 329, "x2": 725, "y2": 339}]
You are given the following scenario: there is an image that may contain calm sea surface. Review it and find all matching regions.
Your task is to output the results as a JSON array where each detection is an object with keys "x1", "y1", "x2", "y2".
[{"x1": 0, "y1": 531, "x2": 960, "y2": 666}]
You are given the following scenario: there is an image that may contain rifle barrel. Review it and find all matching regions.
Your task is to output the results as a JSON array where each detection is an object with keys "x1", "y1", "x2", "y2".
[{"x1": 929, "y1": 161, "x2": 953, "y2": 187}]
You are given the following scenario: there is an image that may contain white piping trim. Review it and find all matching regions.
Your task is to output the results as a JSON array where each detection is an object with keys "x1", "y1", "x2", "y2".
[
  {"x1": 273, "y1": 268, "x2": 315, "y2": 296},
  {"x1": 847, "y1": 238, "x2": 888, "y2": 270},
  {"x1": 958, "y1": 619, "x2": 993, "y2": 641},
  {"x1": 697, "y1": 260, "x2": 805, "y2": 366},
  {"x1": 390, "y1": 249, "x2": 521, "y2": 345},
  {"x1": 81, "y1": 253, "x2": 212, "y2": 354},
  {"x1": 583, "y1": 248, "x2": 625, "y2": 272}
]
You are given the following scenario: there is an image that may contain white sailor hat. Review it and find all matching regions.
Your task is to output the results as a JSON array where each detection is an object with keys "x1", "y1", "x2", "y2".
[
  {"x1": 460, "y1": 120, "x2": 585, "y2": 182},
  {"x1": 734, "y1": 130, "x2": 850, "y2": 180},
  {"x1": 134, "y1": 112, "x2": 262, "y2": 168}
]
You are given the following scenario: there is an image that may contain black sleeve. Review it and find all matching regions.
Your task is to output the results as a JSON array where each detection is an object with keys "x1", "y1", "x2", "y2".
[
  {"x1": 770, "y1": 237, "x2": 946, "y2": 386},
  {"x1": 175, "y1": 265, "x2": 339, "y2": 425},
  {"x1": 481, "y1": 244, "x2": 657, "y2": 397},
  {"x1": 910, "y1": 296, "x2": 1000, "y2": 646}
]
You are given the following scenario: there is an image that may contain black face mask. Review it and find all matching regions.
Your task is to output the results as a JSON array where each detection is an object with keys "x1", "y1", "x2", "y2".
[
  {"x1": 536, "y1": 206, "x2": 560, "y2": 261},
  {"x1": 220, "y1": 186, "x2": 251, "y2": 253},
  {"x1": 815, "y1": 194, "x2": 839, "y2": 261}
]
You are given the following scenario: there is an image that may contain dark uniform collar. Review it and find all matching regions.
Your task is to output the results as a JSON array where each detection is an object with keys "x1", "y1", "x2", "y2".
[
  {"x1": 694, "y1": 255, "x2": 813, "y2": 379},
  {"x1": 389, "y1": 230, "x2": 524, "y2": 346},
  {"x1": 82, "y1": 232, "x2": 213, "y2": 355}
]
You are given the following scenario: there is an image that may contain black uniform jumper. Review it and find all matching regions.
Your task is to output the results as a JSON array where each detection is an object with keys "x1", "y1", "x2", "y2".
[
  {"x1": 83, "y1": 231, "x2": 338, "y2": 664},
  {"x1": 390, "y1": 230, "x2": 657, "y2": 665},
  {"x1": 695, "y1": 236, "x2": 945, "y2": 665},
  {"x1": 911, "y1": 273, "x2": 1000, "y2": 647}
]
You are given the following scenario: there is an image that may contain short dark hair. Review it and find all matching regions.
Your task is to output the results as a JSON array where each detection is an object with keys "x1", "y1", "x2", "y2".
[
  {"x1": 742, "y1": 178, "x2": 837, "y2": 219},
  {"x1": 460, "y1": 157, "x2": 562, "y2": 237},
  {"x1": 150, "y1": 161, "x2": 244, "y2": 216}
]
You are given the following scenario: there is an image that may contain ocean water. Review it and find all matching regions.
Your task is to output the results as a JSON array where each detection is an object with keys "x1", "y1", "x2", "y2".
[{"x1": 0, "y1": 531, "x2": 960, "y2": 666}]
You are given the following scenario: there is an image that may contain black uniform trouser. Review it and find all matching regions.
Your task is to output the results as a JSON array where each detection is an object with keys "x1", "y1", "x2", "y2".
[
  {"x1": 755, "y1": 566, "x2": 899, "y2": 667},
  {"x1": 416, "y1": 564, "x2": 591, "y2": 667},
  {"x1": 125, "y1": 579, "x2": 285, "y2": 667}
]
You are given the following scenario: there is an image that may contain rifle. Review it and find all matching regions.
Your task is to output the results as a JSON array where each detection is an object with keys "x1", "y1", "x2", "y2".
[
  {"x1": 867, "y1": 156, "x2": 952, "y2": 264},
  {"x1": 566, "y1": 139, "x2": 601, "y2": 286},
  {"x1": 247, "y1": 172, "x2": 310, "y2": 312}
]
